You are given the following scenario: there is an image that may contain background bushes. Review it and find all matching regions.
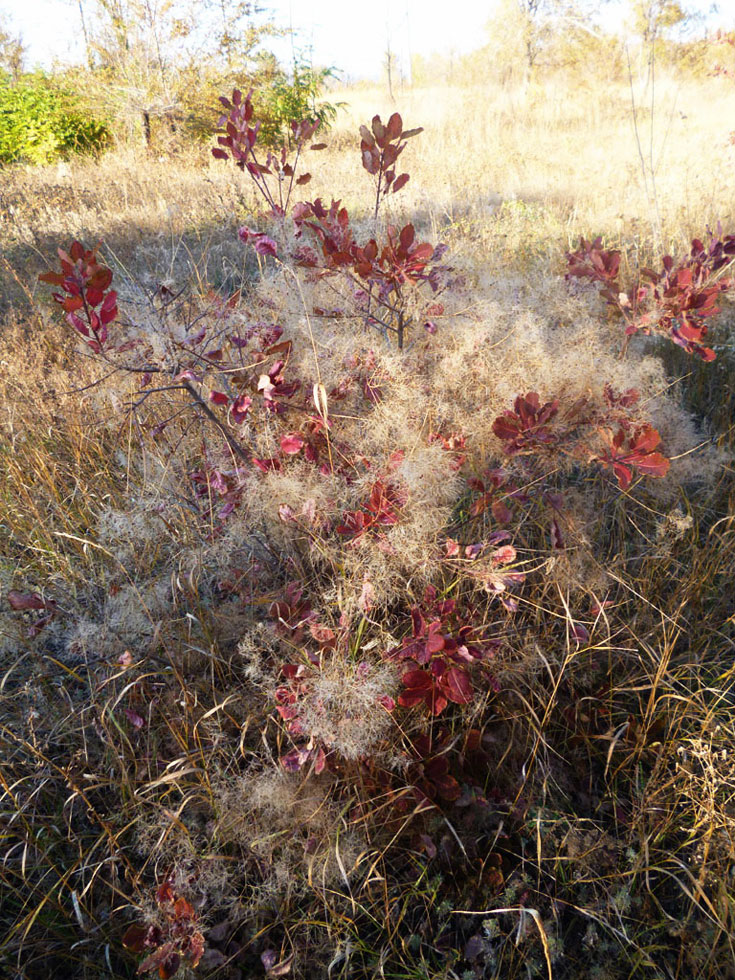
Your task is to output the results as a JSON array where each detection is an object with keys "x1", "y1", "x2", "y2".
[{"x1": 0, "y1": 72, "x2": 109, "y2": 165}]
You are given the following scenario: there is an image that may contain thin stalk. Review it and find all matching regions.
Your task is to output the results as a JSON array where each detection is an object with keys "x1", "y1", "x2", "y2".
[
  {"x1": 626, "y1": 43, "x2": 663, "y2": 253},
  {"x1": 181, "y1": 380, "x2": 251, "y2": 464}
]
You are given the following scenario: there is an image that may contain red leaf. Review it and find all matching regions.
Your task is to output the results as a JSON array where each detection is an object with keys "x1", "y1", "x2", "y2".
[
  {"x1": 68, "y1": 313, "x2": 88, "y2": 336},
  {"x1": 571, "y1": 622, "x2": 590, "y2": 645},
  {"x1": 62, "y1": 295, "x2": 84, "y2": 313},
  {"x1": 187, "y1": 932, "x2": 205, "y2": 968},
  {"x1": 254, "y1": 235, "x2": 278, "y2": 257},
  {"x1": 632, "y1": 452, "x2": 670, "y2": 479},
  {"x1": 231, "y1": 393, "x2": 252, "y2": 423},
  {"x1": 632, "y1": 427, "x2": 661, "y2": 454},
  {"x1": 88, "y1": 267, "x2": 113, "y2": 290},
  {"x1": 362, "y1": 149, "x2": 378, "y2": 174},
  {"x1": 491, "y1": 499, "x2": 512, "y2": 524},
  {"x1": 432, "y1": 770, "x2": 462, "y2": 800},
  {"x1": 267, "y1": 953, "x2": 295, "y2": 976},
  {"x1": 309, "y1": 623, "x2": 336, "y2": 647},
  {"x1": 122, "y1": 924, "x2": 148, "y2": 953},
  {"x1": 175, "y1": 369, "x2": 203, "y2": 383},
  {"x1": 7, "y1": 591, "x2": 47, "y2": 610},
  {"x1": 613, "y1": 462, "x2": 633, "y2": 489},
  {"x1": 252, "y1": 456, "x2": 282, "y2": 473},
  {"x1": 123, "y1": 708, "x2": 145, "y2": 729},
  {"x1": 441, "y1": 666, "x2": 474, "y2": 704},
  {"x1": 550, "y1": 517, "x2": 565, "y2": 550},
  {"x1": 399, "y1": 224, "x2": 415, "y2": 251},
  {"x1": 491, "y1": 544, "x2": 516, "y2": 565},
  {"x1": 38, "y1": 271, "x2": 65, "y2": 285},
  {"x1": 280, "y1": 747, "x2": 310, "y2": 771},
  {"x1": 400, "y1": 668, "x2": 432, "y2": 691},
  {"x1": 426, "y1": 624, "x2": 445, "y2": 654},
  {"x1": 280, "y1": 433, "x2": 305, "y2": 455},
  {"x1": 239, "y1": 227, "x2": 278, "y2": 257},
  {"x1": 138, "y1": 944, "x2": 179, "y2": 977},
  {"x1": 155, "y1": 881, "x2": 175, "y2": 905},
  {"x1": 174, "y1": 897, "x2": 196, "y2": 920},
  {"x1": 385, "y1": 112, "x2": 403, "y2": 141}
]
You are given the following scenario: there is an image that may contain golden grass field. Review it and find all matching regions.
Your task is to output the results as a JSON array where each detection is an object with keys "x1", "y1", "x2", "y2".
[{"x1": 1, "y1": 72, "x2": 735, "y2": 980}]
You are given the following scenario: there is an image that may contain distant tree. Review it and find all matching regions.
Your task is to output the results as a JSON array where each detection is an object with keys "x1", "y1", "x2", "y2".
[
  {"x1": 625, "y1": 0, "x2": 699, "y2": 80},
  {"x1": 628, "y1": 0, "x2": 690, "y2": 46},
  {"x1": 484, "y1": 0, "x2": 611, "y2": 79},
  {"x1": 199, "y1": 0, "x2": 281, "y2": 68},
  {"x1": 78, "y1": 0, "x2": 279, "y2": 146},
  {"x1": 0, "y1": 17, "x2": 25, "y2": 82},
  {"x1": 79, "y1": 0, "x2": 189, "y2": 143},
  {"x1": 514, "y1": 0, "x2": 548, "y2": 69}
]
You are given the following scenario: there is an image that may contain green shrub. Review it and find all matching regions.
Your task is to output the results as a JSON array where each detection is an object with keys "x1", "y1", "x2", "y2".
[
  {"x1": 255, "y1": 60, "x2": 343, "y2": 148},
  {"x1": 0, "y1": 72, "x2": 110, "y2": 165}
]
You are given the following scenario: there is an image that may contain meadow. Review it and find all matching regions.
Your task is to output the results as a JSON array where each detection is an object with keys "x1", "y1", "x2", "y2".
[{"x1": 1, "y1": 72, "x2": 735, "y2": 980}]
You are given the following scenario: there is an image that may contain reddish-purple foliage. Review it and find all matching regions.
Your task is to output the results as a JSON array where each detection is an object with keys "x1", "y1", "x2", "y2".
[
  {"x1": 353, "y1": 223, "x2": 445, "y2": 299},
  {"x1": 293, "y1": 199, "x2": 447, "y2": 348},
  {"x1": 492, "y1": 393, "x2": 560, "y2": 455},
  {"x1": 238, "y1": 226, "x2": 278, "y2": 257},
  {"x1": 6, "y1": 590, "x2": 60, "y2": 637},
  {"x1": 386, "y1": 589, "x2": 500, "y2": 716},
  {"x1": 123, "y1": 880, "x2": 205, "y2": 979},
  {"x1": 595, "y1": 426, "x2": 670, "y2": 490},
  {"x1": 566, "y1": 236, "x2": 621, "y2": 287},
  {"x1": 492, "y1": 389, "x2": 670, "y2": 492},
  {"x1": 336, "y1": 478, "x2": 406, "y2": 542},
  {"x1": 212, "y1": 88, "x2": 324, "y2": 219},
  {"x1": 443, "y1": 534, "x2": 525, "y2": 611},
  {"x1": 465, "y1": 467, "x2": 515, "y2": 522},
  {"x1": 428, "y1": 429, "x2": 467, "y2": 471},
  {"x1": 190, "y1": 462, "x2": 247, "y2": 521},
  {"x1": 289, "y1": 113, "x2": 444, "y2": 350},
  {"x1": 39, "y1": 242, "x2": 118, "y2": 352},
  {"x1": 269, "y1": 583, "x2": 317, "y2": 646},
  {"x1": 406, "y1": 730, "x2": 499, "y2": 810},
  {"x1": 293, "y1": 198, "x2": 356, "y2": 271},
  {"x1": 256, "y1": 357, "x2": 301, "y2": 412},
  {"x1": 567, "y1": 229, "x2": 735, "y2": 360},
  {"x1": 360, "y1": 112, "x2": 423, "y2": 217}
]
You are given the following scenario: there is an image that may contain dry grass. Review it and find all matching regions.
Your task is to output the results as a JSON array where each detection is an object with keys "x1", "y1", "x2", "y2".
[{"x1": 1, "y1": 70, "x2": 735, "y2": 980}]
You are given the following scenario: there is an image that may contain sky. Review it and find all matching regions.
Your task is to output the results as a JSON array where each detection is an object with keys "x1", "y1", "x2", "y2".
[{"x1": 1, "y1": 0, "x2": 733, "y2": 80}]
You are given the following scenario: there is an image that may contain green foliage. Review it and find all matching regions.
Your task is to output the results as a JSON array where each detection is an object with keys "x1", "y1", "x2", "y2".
[
  {"x1": 255, "y1": 59, "x2": 343, "y2": 148},
  {"x1": 167, "y1": 59, "x2": 342, "y2": 153},
  {"x1": 0, "y1": 73, "x2": 110, "y2": 165}
]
